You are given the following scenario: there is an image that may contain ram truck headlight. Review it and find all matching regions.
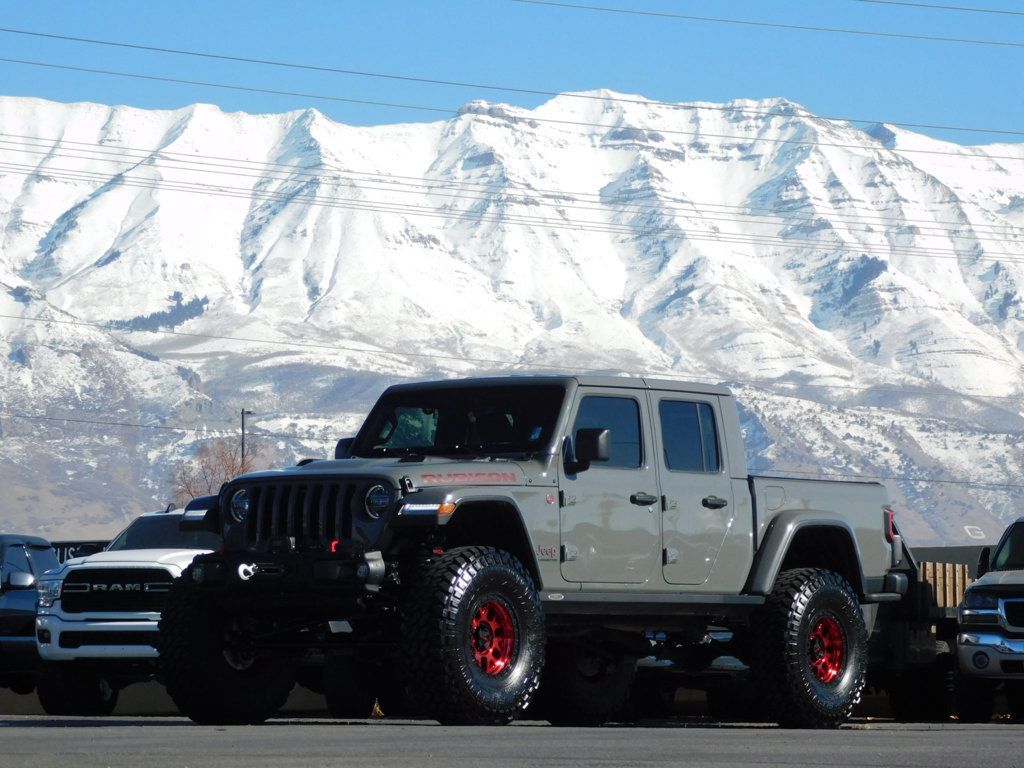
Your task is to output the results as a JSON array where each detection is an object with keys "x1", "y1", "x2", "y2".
[
  {"x1": 230, "y1": 488, "x2": 250, "y2": 523},
  {"x1": 36, "y1": 579, "x2": 62, "y2": 608},
  {"x1": 964, "y1": 590, "x2": 999, "y2": 610},
  {"x1": 364, "y1": 485, "x2": 392, "y2": 520}
]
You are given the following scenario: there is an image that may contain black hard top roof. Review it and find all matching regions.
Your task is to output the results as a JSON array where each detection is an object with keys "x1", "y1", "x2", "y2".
[
  {"x1": 0, "y1": 534, "x2": 53, "y2": 548},
  {"x1": 383, "y1": 374, "x2": 731, "y2": 397}
]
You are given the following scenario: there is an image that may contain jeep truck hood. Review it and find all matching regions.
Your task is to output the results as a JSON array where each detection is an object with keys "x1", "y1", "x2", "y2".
[{"x1": 240, "y1": 456, "x2": 535, "y2": 488}]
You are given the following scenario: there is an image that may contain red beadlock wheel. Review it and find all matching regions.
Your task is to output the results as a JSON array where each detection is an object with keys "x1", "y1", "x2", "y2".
[
  {"x1": 471, "y1": 600, "x2": 516, "y2": 675},
  {"x1": 808, "y1": 616, "x2": 845, "y2": 684}
]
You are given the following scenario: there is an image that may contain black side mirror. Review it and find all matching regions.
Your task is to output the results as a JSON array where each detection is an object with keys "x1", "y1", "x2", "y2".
[
  {"x1": 567, "y1": 428, "x2": 611, "y2": 473},
  {"x1": 180, "y1": 494, "x2": 221, "y2": 533},
  {"x1": 977, "y1": 547, "x2": 991, "y2": 579},
  {"x1": 335, "y1": 437, "x2": 354, "y2": 459}
]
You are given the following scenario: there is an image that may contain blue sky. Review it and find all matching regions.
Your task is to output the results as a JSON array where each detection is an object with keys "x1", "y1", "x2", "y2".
[{"x1": 0, "y1": 0, "x2": 1021, "y2": 144}]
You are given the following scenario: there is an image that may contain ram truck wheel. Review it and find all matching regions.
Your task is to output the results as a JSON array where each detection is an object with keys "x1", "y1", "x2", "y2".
[
  {"x1": 402, "y1": 546, "x2": 544, "y2": 725},
  {"x1": 158, "y1": 575, "x2": 294, "y2": 725},
  {"x1": 753, "y1": 567, "x2": 867, "y2": 728},
  {"x1": 36, "y1": 665, "x2": 118, "y2": 716},
  {"x1": 539, "y1": 642, "x2": 636, "y2": 726}
]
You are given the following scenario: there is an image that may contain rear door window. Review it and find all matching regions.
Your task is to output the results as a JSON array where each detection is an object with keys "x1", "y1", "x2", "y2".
[{"x1": 659, "y1": 400, "x2": 721, "y2": 473}]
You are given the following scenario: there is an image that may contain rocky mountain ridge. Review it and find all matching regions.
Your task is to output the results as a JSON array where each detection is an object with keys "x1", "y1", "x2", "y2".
[{"x1": 0, "y1": 92, "x2": 1022, "y2": 544}]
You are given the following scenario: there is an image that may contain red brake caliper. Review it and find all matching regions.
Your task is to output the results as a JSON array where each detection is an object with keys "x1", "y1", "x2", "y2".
[
  {"x1": 470, "y1": 600, "x2": 516, "y2": 675},
  {"x1": 808, "y1": 616, "x2": 845, "y2": 684}
]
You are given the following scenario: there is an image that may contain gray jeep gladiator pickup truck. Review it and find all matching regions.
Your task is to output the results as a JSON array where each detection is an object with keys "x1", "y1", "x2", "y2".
[{"x1": 160, "y1": 375, "x2": 907, "y2": 727}]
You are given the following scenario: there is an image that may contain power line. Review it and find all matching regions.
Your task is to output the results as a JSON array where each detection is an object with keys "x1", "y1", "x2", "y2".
[
  {"x1": 0, "y1": 410, "x2": 324, "y2": 441},
  {"x1": 511, "y1": 0, "x2": 1024, "y2": 48},
  {"x1": 851, "y1": 0, "x2": 1024, "y2": 16},
  {"x1": 0, "y1": 56, "x2": 451, "y2": 117},
  {"x1": 4, "y1": 132, "x2": 1019, "y2": 237},
  {"x1": 5, "y1": 160, "x2": 1022, "y2": 263},
  {"x1": 8, "y1": 322, "x2": 1024, "y2": 488},
  {"x1": 3, "y1": 409, "x2": 1022, "y2": 492},
  {"x1": 3, "y1": 144, "x2": 1019, "y2": 250},
  {"x1": 3, "y1": 312, "x2": 1021, "y2": 402},
  {"x1": 758, "y1": 467, "x2": 1024, "y2": 491},
  {"x1": 1, "y1": 25, "x2": 1021, "y2": 138},
  {"x1": 1, "y1": 57, "x2": 1022, "y2": 164}
]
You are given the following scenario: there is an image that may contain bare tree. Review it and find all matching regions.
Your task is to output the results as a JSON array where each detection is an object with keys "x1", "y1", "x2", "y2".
[{"x1": 169, "y1": 438, "x2": 262, "y2": 507}]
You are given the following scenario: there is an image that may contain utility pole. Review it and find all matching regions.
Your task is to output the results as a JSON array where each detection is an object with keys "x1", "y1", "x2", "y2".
[{"x1": 241, "y1": 409, "x2": 254, "y2": 462}]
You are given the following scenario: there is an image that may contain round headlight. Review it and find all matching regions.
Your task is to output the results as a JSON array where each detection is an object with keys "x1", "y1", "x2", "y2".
[
  {"x1": 364, "y1": 485, "x2": 391, "y2": 519},
  {"x1": 230, "y1": 489, "x2": 250, "y2": 524}
]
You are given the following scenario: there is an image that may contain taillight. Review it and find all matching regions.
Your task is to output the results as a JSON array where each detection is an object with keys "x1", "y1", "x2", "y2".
[{"x1": 884, "y1": 506, "x2": 897, "y2": 543}]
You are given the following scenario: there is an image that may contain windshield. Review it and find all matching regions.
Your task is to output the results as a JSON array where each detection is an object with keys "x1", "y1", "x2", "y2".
[
  {"x1": 106, "y1": 516, "x2": 221, "y2": 552},
  {"x1": 352, "y1": 384, "x2": 567, "y2": 458},
  {"x1": 992, "y1": 522, "x2": 1024, "y2": 571},
  {"x1": 27, "y1": 545, "x2": 59, "y2": 575}
]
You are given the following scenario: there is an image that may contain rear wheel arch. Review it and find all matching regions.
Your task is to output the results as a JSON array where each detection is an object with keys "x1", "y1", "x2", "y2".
[
  {"x1": 442, "y1": 499, "x2": 543, "y2": 589},
  {"x1": 750, "y1": 520, "x2": 866, "y2": 599}
]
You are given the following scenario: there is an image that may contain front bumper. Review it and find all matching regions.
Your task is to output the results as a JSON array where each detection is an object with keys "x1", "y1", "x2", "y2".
[
  {"x1": 35, "y1": 614, "x2": 160, "y2": 661},
  {"x1": 187, "y1": 548, "x2": 386, "y2": 597},
  {"x1": 957, "y1": 631, "x2": 1024, "y2": 678}
]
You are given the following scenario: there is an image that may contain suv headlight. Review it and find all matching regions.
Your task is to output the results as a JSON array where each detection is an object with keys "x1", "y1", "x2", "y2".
[
  {"x1": 964, "y1": 590, "x2": 999, "y2": 610},
  {"x1": 37, "y1": 579, "x2": 62, "y2": 608}
]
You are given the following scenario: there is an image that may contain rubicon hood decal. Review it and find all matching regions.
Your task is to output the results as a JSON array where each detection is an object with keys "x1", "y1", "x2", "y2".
[{"x1": 420, "y1": 471, "x2": 519, "y2": 485}]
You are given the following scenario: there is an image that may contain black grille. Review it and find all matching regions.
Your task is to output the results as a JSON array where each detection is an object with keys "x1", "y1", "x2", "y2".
[
  {"x1": 1005, "y1": 600, "x2": 1024, "y2": 628},
  {"x1": 238, "y1": 481, "x2": 354, "y2": 551},
  {"x1": 60, "y1": 568, "x2": 174, "y2": 614},
  {"x1": 59, "y1": 631, "x2": 159, "y2": 649}
]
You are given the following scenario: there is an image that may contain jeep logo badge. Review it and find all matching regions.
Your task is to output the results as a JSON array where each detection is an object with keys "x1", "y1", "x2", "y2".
[{"x1": 237, "y1": 563, "x2": 258, "y2": 581}]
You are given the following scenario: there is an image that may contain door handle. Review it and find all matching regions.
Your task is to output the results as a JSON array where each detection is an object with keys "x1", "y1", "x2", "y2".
[
  {"x1": 630, "y1": 492, "x2": 658, "y2": 506},
  {"x1": 702, "y1": 495, "x2": 729, "y2": 509}
]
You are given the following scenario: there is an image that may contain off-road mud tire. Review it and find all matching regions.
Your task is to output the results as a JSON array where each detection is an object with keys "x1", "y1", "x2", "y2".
[
  {"x1": 158, "y1": 575, "x2": 294, "y2": 725},
  {"x1": 402, "y1": 546, "x2": 544, "y2": 725},
  {"x1": 36, "y1": 665, "x2": 118, "y2": 716},
  {"x1": 752, "y1": 567, "x2": 867, "y2": 728},
  {"x1": 539, "y1": 641, "x2": 636, "y2": 726}
]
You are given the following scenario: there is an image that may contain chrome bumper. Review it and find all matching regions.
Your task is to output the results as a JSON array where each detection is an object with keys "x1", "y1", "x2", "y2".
[{"x1": 957, "y1": 631, "x2": 1024, "y2": 678}]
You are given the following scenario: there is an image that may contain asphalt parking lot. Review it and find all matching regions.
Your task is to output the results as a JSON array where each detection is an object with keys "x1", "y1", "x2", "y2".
[
  {"x1": 2, "y1": 715, "x2": 1023, "y2": 768},
  {"x1": 4, "y1": 684, "x2": 1023, "y2": 768}
]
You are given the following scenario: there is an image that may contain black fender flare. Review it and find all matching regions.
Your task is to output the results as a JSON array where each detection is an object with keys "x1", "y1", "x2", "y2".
[{"x1": 746, "y1": 513, "x2": 867, "y2": 597}]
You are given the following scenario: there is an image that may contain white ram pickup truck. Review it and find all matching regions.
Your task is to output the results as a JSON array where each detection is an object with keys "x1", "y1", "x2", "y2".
[{"x1": 34, "y1": 509, "x2": 219, "y2": 715}]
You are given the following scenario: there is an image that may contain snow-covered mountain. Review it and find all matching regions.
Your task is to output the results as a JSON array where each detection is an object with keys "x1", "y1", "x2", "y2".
[{"x1": 0, "y1": 92, "x2": 1022, "y2": 545}]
